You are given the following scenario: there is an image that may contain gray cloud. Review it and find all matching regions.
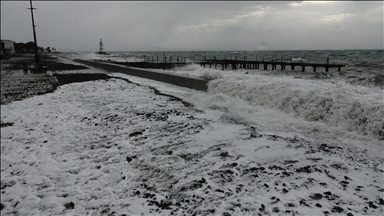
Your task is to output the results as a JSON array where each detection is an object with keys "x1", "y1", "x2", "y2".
[{"x1": 1, "y1": 1, "x2": 382, "y2": 51}]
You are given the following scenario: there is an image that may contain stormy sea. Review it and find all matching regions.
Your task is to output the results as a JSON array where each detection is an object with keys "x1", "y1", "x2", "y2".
[
  {"x1": 87, "y1": 49, "x2": 384, "y2": 88},
  {"x1": 67, "y1": 49, "x2": 384, "y2": 141}
]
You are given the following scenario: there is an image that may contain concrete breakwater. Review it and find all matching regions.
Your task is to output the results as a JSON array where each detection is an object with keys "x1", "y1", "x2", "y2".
[{"x1": 74, "y1": 59, "x2": 208, "y2": 91}]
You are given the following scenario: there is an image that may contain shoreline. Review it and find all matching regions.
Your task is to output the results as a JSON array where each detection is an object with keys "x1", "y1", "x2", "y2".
[{"x1": 1, "y1": 54, "x2": 383, "y2": 215}]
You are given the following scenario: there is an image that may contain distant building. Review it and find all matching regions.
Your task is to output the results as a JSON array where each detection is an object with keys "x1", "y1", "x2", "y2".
[{"x1": 0, "y1": 40, "x2": 15, "y2": 55}]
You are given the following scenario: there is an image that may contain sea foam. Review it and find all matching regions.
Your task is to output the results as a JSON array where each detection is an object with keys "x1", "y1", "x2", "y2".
[{"x1": 207, "y1": 74, "x2": 384, "y2": 140}]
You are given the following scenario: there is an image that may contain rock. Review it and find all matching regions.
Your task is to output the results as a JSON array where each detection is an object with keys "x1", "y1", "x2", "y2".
[
  {"x1": 0, "y1": 203, "x2": 3, "y2": 211},
  {"x1": 296, "y1": 165, "x2": 322, "y2": 173},
  {"x1": 378, "y1": 198, "x2": 384, "y2": 205},
  {"x1": 250, "y1": 126, "x2": 259, "y2": 138},
  {"x1": 309, "y1": 193, "x2": 323, "y2": 200},
  {"x1": 331, "y1": 163, "x2": 348, "y2": 171},
  {"x1": 282, "y1": 188, "x2": 289, "y2": 194},
  {"x1": 230, "y1": 163, "x2": 238, "y2": 167},
  {"x1": 259, "y1": 204, "x2": 265, "y2": 211},
  {"x1": 284, "y1": 160, "x2": 299, "y2": 164},
  {"x1": 340, "y1": 181, "x2": 349, "y2": 187},
  {"x1": 323, "y1": 191, "x2": 332, "y2": 196},
  {"x1": 331, "y1": 206, "x2": 343, "y2": 213},
  {"x1": 315, "y1": 203, "x2": 322, "y2": 208},
  {"x1": 129, "y1": 131, "x2": 143, "y2": 137},
  {"x1": 126, "y1": 157, "x2": 133, "y2": 162},
  {"x1": 286, "y1": 203, "x2": 295, "y2": 207},
  {"x1": 299, "y1": 199, "x2": 310, "y2": 207},
  {"x1": 318, "y1": 143, "x2": 342, "y2": 153},
  {"x1": 327, "y1": 173, "x2": 336, "y2": 180},
  {"x1": 347, "y1": 213, "x2": 354, "y2": 216},
  {"x1": 307, "y1": 157, "x2": 323, "y2": 162},
  {"x1": 101, "y1": 208, "x2": 110, "y2": 214},
  {"x1": 272, "y1": 207, "x2": 279, "y2": 213},
  {"x1": 269, "y1": 165, "x2": 285, "y2": 171},
  {"x1": 220, "y1": 151, "x2": 229, "y2": 158},
  {"x1": 368, "y1": 201, "x2": 377, "y2": 209},
  {"x1": 64, "y1": 202, "x2": 75, "y2": 210},
  {"x1": 0, "y1": 122, "x2": 13, "y2": 128},
  {"x1": 215, "y1": 189, "x2": 224, "y2": 193}
]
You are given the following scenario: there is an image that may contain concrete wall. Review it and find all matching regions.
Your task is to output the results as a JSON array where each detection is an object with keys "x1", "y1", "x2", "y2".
[{"x1": 74, "y1": 59, "x2": 208, "y2": 92}]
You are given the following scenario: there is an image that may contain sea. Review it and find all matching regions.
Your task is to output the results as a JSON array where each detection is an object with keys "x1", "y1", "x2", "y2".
[
  {"x1": 100, "y1": 49, "x2": 384, "y2": 88},
  {"x1": 68, "y1": 49, "x2": 383, "y2": 143}
]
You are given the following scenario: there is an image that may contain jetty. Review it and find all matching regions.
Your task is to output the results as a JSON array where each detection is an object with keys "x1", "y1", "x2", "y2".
[
  {"x1": 199, "y1": 56, "x2": 345, "y2": 72},
  {"x1": 98, "y1": 55, "x2": 346, "y2": 72}
]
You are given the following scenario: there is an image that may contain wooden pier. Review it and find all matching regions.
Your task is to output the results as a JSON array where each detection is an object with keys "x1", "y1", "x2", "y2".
[
  {"x1": 98, "y1": 55, "x2": 345, "y2": 72},
  {"x1": 200, "y1": 57, "x2": 345, "y2": 72}
]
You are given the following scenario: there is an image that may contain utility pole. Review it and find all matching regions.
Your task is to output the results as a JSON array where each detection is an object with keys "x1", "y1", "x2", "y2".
[{"x1": 28, "y1": 0, "x2": 40, "y2": 66}]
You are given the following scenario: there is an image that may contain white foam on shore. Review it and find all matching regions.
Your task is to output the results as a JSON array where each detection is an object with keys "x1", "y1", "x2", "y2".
[{"x1": 1, "y1": 77, "x2": 383, "y2": 215}]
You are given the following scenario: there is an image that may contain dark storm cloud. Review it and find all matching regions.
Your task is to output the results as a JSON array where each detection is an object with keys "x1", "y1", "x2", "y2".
[{"x1": 1, "y1": 1, "x2": 382, "y2": 51}]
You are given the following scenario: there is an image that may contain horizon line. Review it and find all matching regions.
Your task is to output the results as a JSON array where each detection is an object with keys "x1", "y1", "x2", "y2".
[{"x1": 67, "y1": 48, "x2": 384, "y2": 53}]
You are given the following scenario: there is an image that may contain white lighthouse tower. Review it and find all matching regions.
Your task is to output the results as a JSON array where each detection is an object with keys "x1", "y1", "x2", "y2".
[
  {"x1": 99, "y1": 39, "x2": 103, "y2": 53},
  {"x1": 97, "y1": 38, "x2": 107, "y2": 54}
]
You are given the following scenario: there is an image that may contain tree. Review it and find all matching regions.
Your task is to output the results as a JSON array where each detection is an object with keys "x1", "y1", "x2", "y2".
[
  {"x1": 14, "y1": 41, "x2": 57, "y2": 54},
  {"x1": 25, "y1": 41, "x2": 35, "y2": 52},
  {"x1": 38, "y1": 46, "x2": 44, "y2": 53}
]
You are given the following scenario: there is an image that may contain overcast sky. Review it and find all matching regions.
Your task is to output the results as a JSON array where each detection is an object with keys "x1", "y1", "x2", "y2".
[{"x1": 1, "y1": 1, "x2": 383, "y2": 52}]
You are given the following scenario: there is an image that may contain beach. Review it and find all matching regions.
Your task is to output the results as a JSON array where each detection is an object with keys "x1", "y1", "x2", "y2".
[{"x1": 1, "y1": 54, "x2": 383, "y2": 215}]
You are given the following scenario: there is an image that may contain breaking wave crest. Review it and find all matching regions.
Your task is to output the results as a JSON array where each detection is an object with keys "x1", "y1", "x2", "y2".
[{"x1": 208, "y1": 75, "x2": 384, "y2": 140}]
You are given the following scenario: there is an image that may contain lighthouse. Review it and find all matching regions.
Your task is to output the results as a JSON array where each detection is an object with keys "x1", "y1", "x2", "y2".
[
  {"x1": 97, "y1": 38, "x2": 107, "y2": 54},
  {"x1": 99, "y1": 39, "x2": 103, "y2": 53}
]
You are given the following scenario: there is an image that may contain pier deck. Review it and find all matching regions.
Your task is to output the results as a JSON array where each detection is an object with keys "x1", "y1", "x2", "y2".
[
  {"x1": 98, "y1": 55, "x2": 346, "y2": 72},
  {"x1": 200, "y1": 58, "x2": 346, "y2": 72}
]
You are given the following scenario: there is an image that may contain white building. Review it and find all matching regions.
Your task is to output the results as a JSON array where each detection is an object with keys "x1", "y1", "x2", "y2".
[{"x1": 0, "y1": 40, "x2": 15, "y2": 55}]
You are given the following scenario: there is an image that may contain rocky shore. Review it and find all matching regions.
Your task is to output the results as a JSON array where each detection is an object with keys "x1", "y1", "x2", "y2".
[{"x1": 0, "y1": 54, "x2": 97, "y2": 104}]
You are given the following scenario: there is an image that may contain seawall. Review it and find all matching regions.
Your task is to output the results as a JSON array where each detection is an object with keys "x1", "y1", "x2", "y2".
[{"x1": 74, "y1": 59, "x2": 208, "y2": 91}]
